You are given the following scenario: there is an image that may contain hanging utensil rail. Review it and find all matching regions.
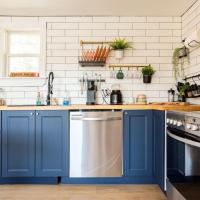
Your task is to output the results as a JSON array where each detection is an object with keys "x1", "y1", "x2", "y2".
[{"x1": 108, "y1": 64, "x2": 148, "y2": 70}]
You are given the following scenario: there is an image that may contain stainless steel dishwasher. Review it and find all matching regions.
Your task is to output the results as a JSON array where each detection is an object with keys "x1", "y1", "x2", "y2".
[{"x1": 70, "y1": 111, "x2": 122, "y2": 178}]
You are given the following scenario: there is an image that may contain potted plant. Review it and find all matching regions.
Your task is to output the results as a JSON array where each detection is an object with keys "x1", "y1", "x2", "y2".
[
  {"x1": 178, "y1": 82, "x2": 190, "y2": 102},
  {"x1": 172, "y1": 46, "x2": 190, "y2": 80},
  {"x1": 110, "y1": 38, "x2": 132, "y2": 59},
  {"x1": 141, "y1": 64, "x2": 155, "y2": 84}
]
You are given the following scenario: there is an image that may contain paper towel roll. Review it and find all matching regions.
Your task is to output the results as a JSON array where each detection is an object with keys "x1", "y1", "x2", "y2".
[{"x1": 184, "y1": 29, "x2": 200, "y2": 48}]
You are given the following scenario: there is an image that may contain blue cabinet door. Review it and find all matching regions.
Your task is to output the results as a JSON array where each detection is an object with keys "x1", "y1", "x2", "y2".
[
  {"x1": 123, "y1": 110, "x2": 153, "y2": 177},
  {"x1": 153, "y1": 110, "x2": 165, "y2": 191},
  {"x1": 36, "y1": 110, "x2": 68, "y2": 177},
  {"x1": 2, "y1": 111, "x2": 35, "y2": 177}
]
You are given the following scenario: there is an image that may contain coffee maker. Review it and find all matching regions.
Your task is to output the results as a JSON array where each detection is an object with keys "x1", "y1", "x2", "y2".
[{"x1": 86, "y1": 80, "x2": 97, "y2": 105}]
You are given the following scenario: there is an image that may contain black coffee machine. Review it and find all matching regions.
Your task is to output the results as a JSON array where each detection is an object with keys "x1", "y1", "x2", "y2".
[
  {"x1": 86, "y1": 80, "x2": 97, "y2": 105},
  {"x1": 110, "y1": 90, "x2": 123, "y2": 105}
]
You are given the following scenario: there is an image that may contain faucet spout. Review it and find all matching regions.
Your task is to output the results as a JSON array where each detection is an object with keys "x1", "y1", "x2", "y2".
[{"x1": 46, "y1": 72, "x2": 54, "y2": 105}]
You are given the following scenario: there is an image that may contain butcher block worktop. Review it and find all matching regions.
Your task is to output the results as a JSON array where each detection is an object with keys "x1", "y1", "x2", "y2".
[{"x1": 1, "y1": 103, "x2": 200, "y2": 111}]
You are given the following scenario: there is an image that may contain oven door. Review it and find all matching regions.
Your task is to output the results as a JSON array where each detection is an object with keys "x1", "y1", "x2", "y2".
[{"x1": 167, "y1": 127, "x2": 200, "y2": 200}]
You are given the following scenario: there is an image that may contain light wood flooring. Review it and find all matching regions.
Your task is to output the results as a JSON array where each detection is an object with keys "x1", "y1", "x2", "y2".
[{"x1": 0, "y1": 184, "x2": 166, "y2": 200}]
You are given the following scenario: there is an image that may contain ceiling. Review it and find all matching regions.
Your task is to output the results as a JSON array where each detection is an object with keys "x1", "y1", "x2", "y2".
[{"x1": 0, "y1": 0, "x2": 197, "y2": 16}]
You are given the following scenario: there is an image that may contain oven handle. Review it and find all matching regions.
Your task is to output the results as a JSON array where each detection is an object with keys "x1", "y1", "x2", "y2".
[{"x1": 167, "y1": 130, "x2": 200, "y2": 148}]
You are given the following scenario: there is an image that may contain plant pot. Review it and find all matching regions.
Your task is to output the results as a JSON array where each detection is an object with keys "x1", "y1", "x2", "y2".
[
  {"x1": 178, "y1": 47, "x2": 188, "y2": 58},
  {"x1": 143, "y1": 75, "x2": 152, "y2": 83},
  {"x1": 178, "y1": 95, "x2": 186, "y2": 102},
  {"x1": 115, "y1": 50, "x2": 124, "y2": 59}
]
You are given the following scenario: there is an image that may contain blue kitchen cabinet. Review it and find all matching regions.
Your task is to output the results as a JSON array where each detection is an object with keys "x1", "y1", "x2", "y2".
[
  {"x1": 123, "y1": 110, "x2": 154, "y2": 180},
  {"x1": 35, "y1": 110, "x2": 68, "y2": 177},
  {"x1": 2, "y1": 111, "x2": 35, "y2": 177},
  {"x1": 153, "y1": 110, "x2": 165, "y2": 191}
]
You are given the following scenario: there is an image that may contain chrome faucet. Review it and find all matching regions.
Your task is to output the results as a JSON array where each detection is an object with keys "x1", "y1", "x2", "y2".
[{"x1": 46, "y1": 72, "x2": 54, "y2": 105}]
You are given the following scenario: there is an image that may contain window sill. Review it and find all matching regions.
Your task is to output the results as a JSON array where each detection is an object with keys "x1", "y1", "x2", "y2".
[{"x1": 0, "y1": 77, "x2": 47, "y2": 87}]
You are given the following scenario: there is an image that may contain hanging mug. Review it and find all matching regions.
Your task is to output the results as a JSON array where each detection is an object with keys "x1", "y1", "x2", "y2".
[{"x1": 116, "y1": 69, "x2": 124, "y2": 79}]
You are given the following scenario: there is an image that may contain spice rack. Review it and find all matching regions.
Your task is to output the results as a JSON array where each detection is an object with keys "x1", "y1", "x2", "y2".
[{"x1": 79, "y1": 40, "x2": 112, "y2": 67}]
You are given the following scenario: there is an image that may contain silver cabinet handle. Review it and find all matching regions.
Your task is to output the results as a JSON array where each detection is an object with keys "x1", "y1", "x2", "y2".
[
  {"x1": 71, "y1": 117, "x2": 122, "y2": 121},
  {"x1": 30, "y1": 112, "x2": 34, "y2": 115},
  {"x1": 36, "y1": 113, "x2": 39, "y2": 116}
]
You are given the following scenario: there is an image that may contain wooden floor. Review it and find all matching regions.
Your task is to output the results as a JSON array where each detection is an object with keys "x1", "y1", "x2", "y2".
[{"x1": 0, "y1": 185, "x2": 166, "y2": 200}]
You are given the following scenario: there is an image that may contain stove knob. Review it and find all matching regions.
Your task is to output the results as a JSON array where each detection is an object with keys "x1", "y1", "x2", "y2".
[
  {"x1": 170, "y1": 119, "x2": 174, "y2": 124},
  {"x1": 173, "y1": 120, "x2": 178, "y2": 125},
  {"x1": 186, "y1": 123, "x2": 191, "y2": 129},
  {"x1": 177, "y1": 121, "x2": 183, "y2": 127},
  {"x1": 191, "y1": 125, "x2": 199, "y2": 131},
  {"x1": 167, "y1": 118, "x2": 170, "y2": 124}
]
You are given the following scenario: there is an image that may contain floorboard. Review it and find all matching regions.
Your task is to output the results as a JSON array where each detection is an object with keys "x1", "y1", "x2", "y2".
[{"x1": 0, "y1": 185, "x2": 166, "y2": 200}]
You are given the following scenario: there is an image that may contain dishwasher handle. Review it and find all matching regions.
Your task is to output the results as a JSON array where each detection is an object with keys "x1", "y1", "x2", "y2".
[{"x1": 71, "y1": 116, "x2": 122, "y2": 121}]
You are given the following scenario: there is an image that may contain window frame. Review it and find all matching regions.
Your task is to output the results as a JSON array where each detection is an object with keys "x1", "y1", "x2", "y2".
[
  {"x1": 0, "y1": 22, "x2": 46, "y2": 78},
  {"x1": 6, "y1": 30, "x2": 41, "y2": 76}
]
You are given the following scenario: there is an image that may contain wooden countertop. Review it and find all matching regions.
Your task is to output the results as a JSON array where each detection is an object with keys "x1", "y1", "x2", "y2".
[{"x1": 0, "y1": 104, "x2": 200, "y2": 112}]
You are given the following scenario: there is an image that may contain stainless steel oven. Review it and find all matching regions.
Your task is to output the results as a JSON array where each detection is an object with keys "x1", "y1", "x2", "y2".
[{"x1": 167, "y1": 111, "x2": 200, "y2": 200}]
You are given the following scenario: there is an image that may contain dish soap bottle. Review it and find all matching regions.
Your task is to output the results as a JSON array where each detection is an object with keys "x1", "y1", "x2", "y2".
[
  {"x1": 63, "y1": 91, "x2": 71, "y2": 106},
  {"x1": 36, "y1": 92, "x2": 42, "y2": 106}
]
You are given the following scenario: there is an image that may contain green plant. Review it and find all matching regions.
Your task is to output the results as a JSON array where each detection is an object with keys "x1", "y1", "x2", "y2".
[
  {"x1": 141, "y1": 65, "x2": 155, "y2": 76},
  {"x1": 172, "y1": 47, "x2": 190, "y2": 81},
  {"x1": 110, "y1": 38, "x2": 132, "y2": 50},
  {"x1": 178, "y1": 83, "x2": 190, "y2": 97}
]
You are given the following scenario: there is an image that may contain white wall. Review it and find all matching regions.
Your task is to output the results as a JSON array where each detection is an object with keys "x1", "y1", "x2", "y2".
[
  {"x1": 182, "y1": 0, "x2": 200, "y2": 104},
  {"x1": 0, "y1": 16, "x2": 181, "y2": 105}
]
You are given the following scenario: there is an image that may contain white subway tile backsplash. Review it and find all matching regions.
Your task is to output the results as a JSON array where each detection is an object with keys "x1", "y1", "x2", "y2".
[
  {"x1": 106, "y1": 23, "x2": 132, "y2": 29},
  {"x1": 93, "y1": 17, "x2": 119, "y2": 22},
  {"x1": 0, "y1": 15, "x2": 181, "y2": 104},
  {"x1": 79, "y1": 23, "x2": 105, "y2": 30},
  {"x1": 147, "y1": 17, "x2": 173, "y2": 22},
  {"x1": 160, "y1": 23, "x2": 181, "y2": 30},
  {"x1": 146, "y1": 43, "x2": 172, "y2": 50},
  {"x1": 47, "y1": 57, "x2": 66, "y2": 64},
  {"x1": 52, "y1": 23, "x2": 78, "y2": 29},
  {"x1": 47, "y1": 30, "x2": 65, "y2": 36},
  {"x1": 146, "y1": 30, "x2": 172, "y2": 36},
  {"x1": 133, "y1": 23, "x2": 159, "y2": 29},
  {"x1": 65, "y1": 17, "x2": 92, "y2": 22},
  {"x1": 52, "y1": 37, "x2": 78, "y2": 43}
]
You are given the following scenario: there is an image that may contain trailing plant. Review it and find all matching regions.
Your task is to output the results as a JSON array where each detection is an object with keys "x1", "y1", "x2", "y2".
[
  {"x1": 110, "y1": 38, "x2": 132, "y2": 50},
  {"x1": 172, "y1": 47, "x2": 190, "y2": 81},
  {"x1": 141, "y1": 64, "x2": 156, "y2": 76}
]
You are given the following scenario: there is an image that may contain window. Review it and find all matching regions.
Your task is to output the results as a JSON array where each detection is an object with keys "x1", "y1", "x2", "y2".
[{"x1": 6, "y1": 31, "x2": 41, "y2": 77}]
